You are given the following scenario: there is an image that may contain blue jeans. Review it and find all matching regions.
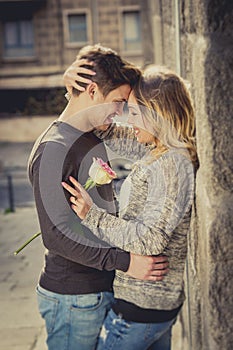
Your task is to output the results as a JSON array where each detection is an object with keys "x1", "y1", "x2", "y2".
[
  {"x1": 96, "y1": 309, "x2": 176, "y2": 350},
  {"x1": 36, "y1": 285, "x2": 114, "y2": 350}
]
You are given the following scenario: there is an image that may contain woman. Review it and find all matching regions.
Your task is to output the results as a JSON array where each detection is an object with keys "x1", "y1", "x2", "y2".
[{"x1": 62, "y1": 64, "x2": 197, "y2": 350}]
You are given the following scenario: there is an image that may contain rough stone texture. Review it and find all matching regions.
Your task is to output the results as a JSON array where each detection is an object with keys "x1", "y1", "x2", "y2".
[
  {"x1": 159, "y1": 0, "x2": 177, "y2": 71},
  {"x1": 183, "y1": 1, "x2": 233, "y2": 349},
  {"x1": 152, "y1": 0, "x2": 233, "y2": 349},
  {"x1": 193, "y1": 2, "x2": 232, "y2": 349}
]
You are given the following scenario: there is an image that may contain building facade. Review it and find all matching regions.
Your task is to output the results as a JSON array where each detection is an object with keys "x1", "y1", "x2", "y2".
[{"x1": 0, "y1": 0, "x2": 154, "y2": 115}]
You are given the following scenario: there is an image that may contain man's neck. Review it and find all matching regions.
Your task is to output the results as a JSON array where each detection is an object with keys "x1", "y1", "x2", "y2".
[{"x1": 58, "y1": 97, "x2": 94, "y2": 132}]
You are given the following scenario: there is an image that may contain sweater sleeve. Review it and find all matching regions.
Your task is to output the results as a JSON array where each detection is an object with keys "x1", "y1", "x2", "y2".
[
  {"x1": 81, "y1": 153, "x2": 195, "y2": 255},
  {"x1": 94, "y1": 123, "x2": 147, "y2": 160},
  {"x1": 29, "y1": 142, "x2": 130, "y2": 272}
]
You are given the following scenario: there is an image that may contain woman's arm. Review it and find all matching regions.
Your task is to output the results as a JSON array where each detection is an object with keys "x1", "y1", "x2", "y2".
[
  {"x1": 63, "y1": 58, "x2": 96, "y2": 94},
  {"x1": 94, "y1": 123, "x2": 147, "y2": 160},
  {"x1": 63, "y1": 153, "x2": 195, "y2": 255}
]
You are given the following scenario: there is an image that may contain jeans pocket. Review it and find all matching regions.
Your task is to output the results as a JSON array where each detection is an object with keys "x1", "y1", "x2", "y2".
[
  {"x1": 72, "y1": 292, "x2": 103, "y2": 310},
  {"x1": 36, "y1": 286, "x2": 59, "y2": 334}
]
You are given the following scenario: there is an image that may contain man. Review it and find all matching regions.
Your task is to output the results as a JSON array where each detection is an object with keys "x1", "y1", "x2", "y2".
[{"x1": 29, "y1": 44, "x2": 168, "y2": 350}]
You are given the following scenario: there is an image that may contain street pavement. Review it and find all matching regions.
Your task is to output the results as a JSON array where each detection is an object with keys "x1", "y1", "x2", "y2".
[
  {"x1": 0, "y1": 142, "x2": 183, "y2": 350},
  {"x1": 0, "y1": 207, "x2": 46, "y2": 350},
  {"x1": 0, "y1": 142, "x2": 47, "y2": 349}
]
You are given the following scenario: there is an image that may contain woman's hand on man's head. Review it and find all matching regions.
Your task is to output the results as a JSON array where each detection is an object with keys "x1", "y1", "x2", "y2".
[{"x1": 63, "y1": 58, "x2": 96, "y2": 94}]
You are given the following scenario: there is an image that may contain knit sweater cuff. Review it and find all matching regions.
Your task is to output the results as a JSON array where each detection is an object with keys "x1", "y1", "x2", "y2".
[
  {"x1": 82, "y1": 204, "x2": 130, "y2": 272},
  {"x1": 82, "y1": 203, "x2": 104, "y2": 230}
]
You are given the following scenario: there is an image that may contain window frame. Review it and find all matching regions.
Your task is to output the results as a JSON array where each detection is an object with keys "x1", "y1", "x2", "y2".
[
  {"x1": 63, "y1": 9, "x2": 92, "y2": 48},
  {"x1": 118, "y1": 6, "x2": 143, "y2": 56},
  {"x1": 2, "y1": 18, "x2": 36, "y2": 61}
]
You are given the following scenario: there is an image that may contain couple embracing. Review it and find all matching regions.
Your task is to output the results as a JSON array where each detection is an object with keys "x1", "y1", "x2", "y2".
[{"x1": 29, "y1": 44, "x2": 197, "y2": 350}]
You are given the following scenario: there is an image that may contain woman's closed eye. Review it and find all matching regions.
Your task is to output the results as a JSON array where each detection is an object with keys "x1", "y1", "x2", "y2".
[
  {"x1": 128, "y1": 110, "x2": 140, "y2": 123},
  {"x1": 128, "y1": 108, "x2": 139, "y2": 117}
]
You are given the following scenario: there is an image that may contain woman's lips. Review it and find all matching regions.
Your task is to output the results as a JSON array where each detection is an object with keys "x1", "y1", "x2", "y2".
[{"x1": 134, "y1": 127, "x2": 140, "y2": 136}]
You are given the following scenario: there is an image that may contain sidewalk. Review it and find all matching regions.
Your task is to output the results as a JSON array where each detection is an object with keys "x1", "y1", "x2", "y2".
[{"x1": 0, "y1": 207, "x2": 46, "y2": 350}]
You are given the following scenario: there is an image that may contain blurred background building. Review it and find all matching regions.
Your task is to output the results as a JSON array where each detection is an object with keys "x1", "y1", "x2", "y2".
[
  {"x1": 0, "y1": 1, "x2": 232, "y2": 349},
  {"x1": 0, "y1": 0, "x2": 154, "y2": 116}
]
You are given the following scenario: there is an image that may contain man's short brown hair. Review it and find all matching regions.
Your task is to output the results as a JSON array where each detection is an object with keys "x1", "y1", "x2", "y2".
[{"x1": 73, "y1": 44, "x2": 141, "y2": 97}]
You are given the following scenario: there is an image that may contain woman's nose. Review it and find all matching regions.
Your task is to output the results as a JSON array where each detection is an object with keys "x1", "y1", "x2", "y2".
[{"x1": 127, "y1": 113, "x2": 135, "y2": 125}]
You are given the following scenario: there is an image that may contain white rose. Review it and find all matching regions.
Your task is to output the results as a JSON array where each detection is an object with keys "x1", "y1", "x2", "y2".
[{"x1": 84, "y1": 158, "x2": 117, "y2": 190}]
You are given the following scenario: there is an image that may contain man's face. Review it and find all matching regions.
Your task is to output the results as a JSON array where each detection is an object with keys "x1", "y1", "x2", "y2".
[{"x1": 90, "y1": 84, "x2": 131, "y2": 131}]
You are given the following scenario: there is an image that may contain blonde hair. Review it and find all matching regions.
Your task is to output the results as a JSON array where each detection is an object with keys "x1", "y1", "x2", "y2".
[{"x1": 133, "y1": 65, "x2": 197, "y2": 165}]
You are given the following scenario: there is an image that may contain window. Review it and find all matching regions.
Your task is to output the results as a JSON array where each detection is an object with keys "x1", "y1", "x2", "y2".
[
  {"x1": 122, "y1": 10, "x2": 142, "y2": 52},
  {"x1": 63, "y1": 10, "x2": 91, "y2": 47},
  {"x1": 3, "y1": 19, "x2": 34, "y2": 58},
  {"x1": 68, "y1": 14, "x2": 87, "y2": 43}
]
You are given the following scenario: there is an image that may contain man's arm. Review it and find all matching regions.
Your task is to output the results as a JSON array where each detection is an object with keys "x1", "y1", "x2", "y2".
[{"x1": 30, "y1": 142, "x2": 129, "y2": 272}]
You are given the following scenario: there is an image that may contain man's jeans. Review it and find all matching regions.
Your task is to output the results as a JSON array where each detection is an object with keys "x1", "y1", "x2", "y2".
[
  {"x1": 96, "y1": 309, "x2": 176, "y2": 350},
  {"x1": 36, "y1": 285, "x2": 114, "y2": 350}
]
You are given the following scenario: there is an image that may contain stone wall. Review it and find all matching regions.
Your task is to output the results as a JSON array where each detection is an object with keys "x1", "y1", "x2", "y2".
[
  {"x1": 151, "y1": 0, "x2": 233, "y2": 349},
  {"x1": 183, "y1": 1, "x2": 233, "y2": 349}
]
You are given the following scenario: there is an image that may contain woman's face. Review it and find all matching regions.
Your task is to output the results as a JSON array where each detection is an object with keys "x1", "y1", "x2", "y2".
[{"x1": 127, "y1": 92, "x2": 155, "y2": 144}]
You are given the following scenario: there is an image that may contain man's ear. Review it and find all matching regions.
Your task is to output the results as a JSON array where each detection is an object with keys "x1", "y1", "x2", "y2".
[{"x1": 86, "y1": 82, "x2": 98, "y2": 100}]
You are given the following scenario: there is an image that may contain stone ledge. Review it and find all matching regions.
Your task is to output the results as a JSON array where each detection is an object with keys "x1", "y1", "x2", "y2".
[{"x1": 0, "y1": 116, "x2": 56, "y2": 142}]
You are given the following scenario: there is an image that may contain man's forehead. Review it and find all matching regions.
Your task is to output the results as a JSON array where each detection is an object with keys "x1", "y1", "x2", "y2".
[{"x1": 110, "y1": 84, "x2": 131, "y2": 99}]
